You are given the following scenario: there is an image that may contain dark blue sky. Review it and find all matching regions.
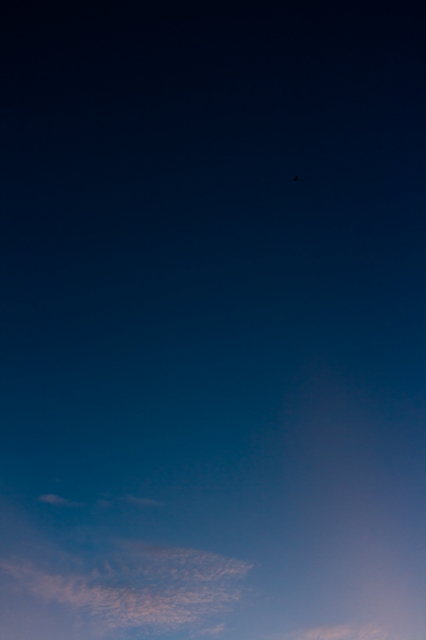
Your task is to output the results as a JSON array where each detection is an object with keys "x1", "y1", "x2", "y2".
[{"x1": 0, "y1": 3, "x2": 425, "y2": 640}]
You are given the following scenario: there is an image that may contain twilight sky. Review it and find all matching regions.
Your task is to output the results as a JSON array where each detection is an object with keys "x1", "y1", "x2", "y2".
[{"x1": 0, "y1": 3, "x2": 425, "y2": 640}]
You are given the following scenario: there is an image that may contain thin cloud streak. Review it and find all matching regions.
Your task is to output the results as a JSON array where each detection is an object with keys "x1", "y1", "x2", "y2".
[
  {"x1": 197, "y1": 623, "x2": 226, "y2": 635},
  {"x1": 38, "y1": 494, "x2": 83, "y2": 507},
  {"x1": 285, "y1": 625, "x2": 389, "y2": 640},
  {"x1": 95, "y1": 495, "x2": 164, "y2": 508}
]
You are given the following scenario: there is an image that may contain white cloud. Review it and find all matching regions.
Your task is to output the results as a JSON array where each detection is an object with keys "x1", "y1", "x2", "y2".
[{"x1": 38, "y1": 494, "x2": 82, "y2": 507}]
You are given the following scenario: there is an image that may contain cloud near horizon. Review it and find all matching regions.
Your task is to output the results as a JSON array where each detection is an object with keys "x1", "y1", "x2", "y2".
[
  {"x1": 1, "y1": 541, "x2": 252, "y2": 636},
  {"x1": 285, "y1": 625, "x2": 389, "y2": 640}
]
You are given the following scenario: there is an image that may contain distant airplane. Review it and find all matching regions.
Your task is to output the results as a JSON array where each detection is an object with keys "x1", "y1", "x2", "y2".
[{"x1": 292, "y1": 176, "x2": 300, "y2": 182}]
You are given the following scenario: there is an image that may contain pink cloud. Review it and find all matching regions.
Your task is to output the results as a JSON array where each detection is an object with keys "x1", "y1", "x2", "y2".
[
  {"x1": 288, "y1": 625, "x2": 389, "y2": 640},
  {"x1": 1, "y1": 543, "x2": 252, "y2": 636},
  {"x1": 303, "y1": 627, "x2": 353, "y2": 640}
]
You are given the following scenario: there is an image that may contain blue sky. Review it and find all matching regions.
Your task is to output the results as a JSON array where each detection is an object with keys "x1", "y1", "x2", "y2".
[{"x1": 0, "y1": 3, "x2": 425, "y2": 640}]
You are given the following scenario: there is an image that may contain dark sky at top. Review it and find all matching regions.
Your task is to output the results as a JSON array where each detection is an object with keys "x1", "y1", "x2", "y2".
[{"x1": 0, "y1": 3, "x2": 425, "y2": 640}]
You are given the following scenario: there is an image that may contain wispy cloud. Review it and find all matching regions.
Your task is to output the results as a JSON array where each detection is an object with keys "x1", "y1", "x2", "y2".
[
  {"x1": 197, "y1": 623, "x2": 226, "y2": 635},
  {"x1": 38, "y1": 494, "x2": 83, "y2": 507},
  {"x1": 96, "y1": 494, "x2": 164, "y2": 509},
  {"x1": 285, "y1": 625, "x2": 389, "y2": 640},
  {"x1": 1, "y1": 542, "x2": 252, "y2": 636},
  {"x1": 39, "y1": 493, "x2": 162, "y2": 510}
]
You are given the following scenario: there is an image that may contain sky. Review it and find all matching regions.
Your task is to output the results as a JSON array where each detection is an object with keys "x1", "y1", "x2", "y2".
[{"x1": 0, "y1": 2, "x2": 425, "y2": 640}]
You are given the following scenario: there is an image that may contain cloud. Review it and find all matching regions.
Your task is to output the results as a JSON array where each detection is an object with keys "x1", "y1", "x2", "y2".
[
  {"x1": 38, "y1": 494, "x2": 82, "y2": 507},
  {"x1": 285, "y1": 625, "x2": 389, "y2": 640},
  {"x1": 39, "y1": 493, "x2": 163, "y2": 511},
  {"x1": 95, "y1": 495, "x2": 164, "y2": 509},
  {"x1": 197, "y1": 623, "x2": 226, "y2": 635},
  {"x1": 1, "y1": 542, "x2": 252, "y2": 636}
]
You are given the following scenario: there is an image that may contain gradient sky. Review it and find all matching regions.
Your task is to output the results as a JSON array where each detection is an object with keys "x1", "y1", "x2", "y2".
[{"x1": 0, "y1": 3, "x2": 425, "y2": 640}]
